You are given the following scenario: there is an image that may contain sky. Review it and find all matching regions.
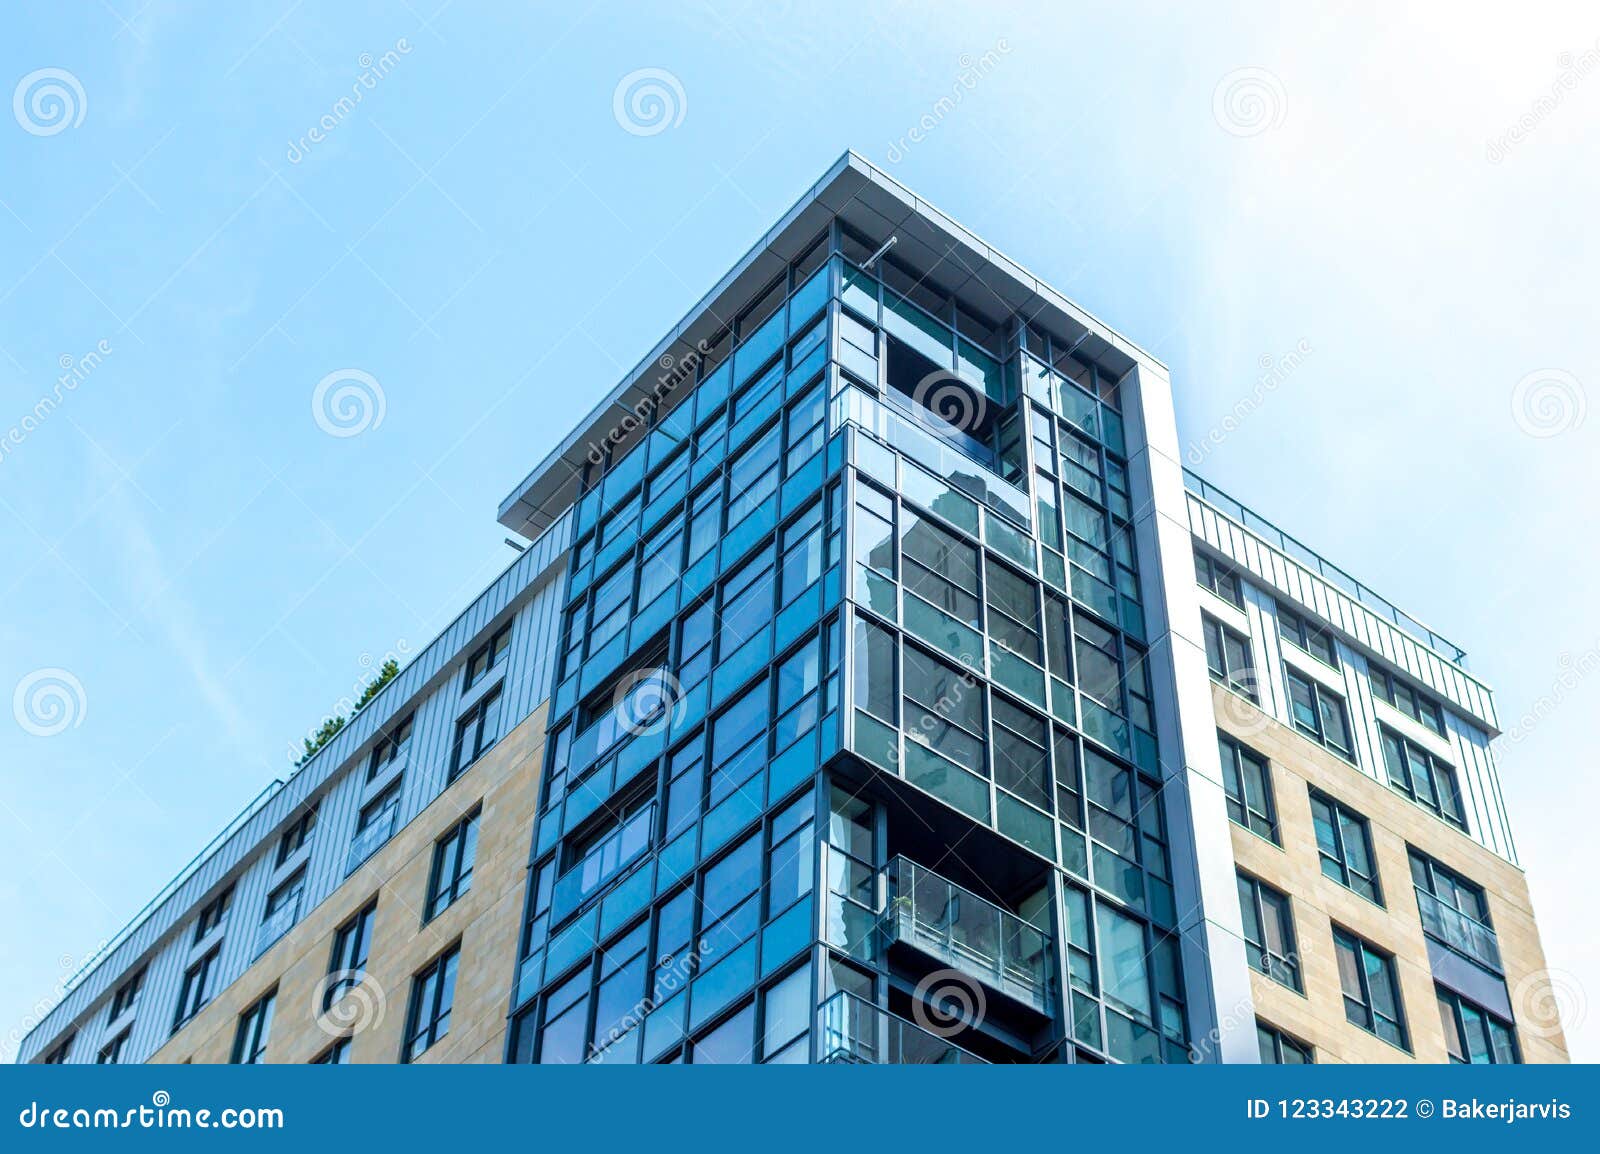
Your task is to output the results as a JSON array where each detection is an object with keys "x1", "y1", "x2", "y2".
[{"x1": 2, "y1": 1, "x2": 1596, "y2": 1061}]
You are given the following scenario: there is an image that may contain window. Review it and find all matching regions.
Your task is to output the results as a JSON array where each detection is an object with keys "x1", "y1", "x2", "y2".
[
  {"x1": 96, "y1": 1029, "x2": 131, "y2": 1064},
  {"x1": 727, "y1": 425, "x2": 781, "y2": 524},
  {"x1": 403, "y1": 944, "x2": 460, "y2": 1061},
  {"x1": 1257, "y1": 1020, "x2": 1314, "y2": 1063},
  {"x1": 231, "y1": 989, "x2": 276, "y2": 1064},
  {"x1": 450, "y1": 685, "x2": 503, "y2": 782},
  {"x1": 1381, "y1": 727, "x2": 1465, "y2": 828},
  {"x1": 109, "y1": 966, "x2": 145, "y2": 1020},
  {"x1": 366, "y1": 714, "x2": 414, "y2": 780},
  {"x1": 1074, "y1": 613, "x2": 1124, "y2": 711},
  {"x1": 1277, "y1": 602, "x2": 1337, "y2": 667},
  {"x1": 1194, "y1": 550, "x2": 1243, "y2": 608},
  {"x1": 717, "y1": 551, "x2": 776, "y2": 660},
  {"x1": 1237, "y1": 872, "x2": 1301, "y2": 991},
  {"x1": 1437, "y1": 987, "x2": 1519, "y2": 1064},
  {"x1": 992, "y1": 696, "x2": 1050, "y2": 810},
  {"x1": 902, "y1": 644, "x2": 984, "y2": 773},
  {"x1": 426, "y1": 810, "x2": 480, "y2": 922},
  {"x1": 325, "y1": 900, "x2": 377, "y2": 1011},
  {"x1": 464, "y1": 622, "x2": 512, "y2": 690},
  {"x1": 275, "y1": 805, "x2": 317, "y2": 866},
  {"x1": 1202, "y1": 614, "x2": 1256, "y2": 700},
  {"x1": 194, "y1": 884, "x2": 233, "y2": 942},
  {"x1": 41, "y1": 1036, "x2": 73, "y2": 1064},
  {"x1": 1370, "y1": 666, "x2": 1446, "y2": 735},
  {"x1": 1334, "y1": 927, "x2": 1408, "y2": 1049},
  {"x1": 710, "y1": 686, "x2": 769, "y2": 806},
  {"x1": 1310, "y1": 791, "x2": 1381, "y2": 903},
  {"x1": 311, "y1": 1037, "x2": 352, "y2": 1064},
  {"x1": 357, "y1": 780, "x2": 401, "y2": 837},
  {"x1": 1408, "y1": 849, "x2": 1499, "y2": 970},
  {"x1": 261, "y1": 869, "x2": 306, "y2": 946},
  {"x1": 761, "y1": 968, "x2": 810, "y2": 1062},
  {"x1": 1285, "y1": 669, "x2": 1353, "y2": 758},
  {"x1": 1217, "y1": 735, "x2": 1277, "y2": 842},
  {"x1": 986, "y1": 558, "x2": 1042, "y2": 662},
  {"x1": 173, "y1": 947, "x2": 221, "y2": 1033},
  {"x1": 587, "y1": 563, "x2": 634, "y2": 654},
  {"x1": 900, "y1": 510, "x2": 980, "y2": 626}
]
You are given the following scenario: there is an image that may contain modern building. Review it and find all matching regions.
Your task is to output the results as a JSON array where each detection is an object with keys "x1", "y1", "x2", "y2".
[{"x1": 18, "y1": 153, "x2": 1567, "y2": 1067}]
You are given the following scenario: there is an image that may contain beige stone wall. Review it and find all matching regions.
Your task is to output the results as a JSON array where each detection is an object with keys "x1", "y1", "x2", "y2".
[
  {"x1": 148, "y1": 705, "x2": 546, "y2": 1064},
  {"x1": 1214, "y1": 683, "x2": 1568, "y2": 1064}
]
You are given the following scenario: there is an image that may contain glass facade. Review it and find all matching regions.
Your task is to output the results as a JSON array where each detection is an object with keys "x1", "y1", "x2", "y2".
[{"x1": 507, "y1": 221, "x2": 1191, "y2": 1065}]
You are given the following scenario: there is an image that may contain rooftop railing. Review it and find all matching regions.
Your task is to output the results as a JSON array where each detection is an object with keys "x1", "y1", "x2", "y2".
[
  {"x1": 818, "y1": 990, "x2": 989, "y2": 1064},
  {"x1": 1183, "y1": 469, "x2": 1469, "y2": 666}
]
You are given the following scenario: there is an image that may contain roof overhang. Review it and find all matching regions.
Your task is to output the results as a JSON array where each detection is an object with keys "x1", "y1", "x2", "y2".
[{"x1": 497, "y1": 150, "x2": 1164, "y2": 539}]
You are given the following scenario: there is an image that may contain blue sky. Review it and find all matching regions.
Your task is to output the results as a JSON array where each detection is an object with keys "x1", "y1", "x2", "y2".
[{"x1": 3, "y1": 2, "x2": 1596, "y2": 1060}]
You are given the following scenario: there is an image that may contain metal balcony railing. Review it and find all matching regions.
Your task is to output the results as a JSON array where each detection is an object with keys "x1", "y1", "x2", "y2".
[
  {"x1": 254, "y1": 895, "x2": 300, "y2": 958},
  {"x1": 345, "y1": 808, "x2": 398, "y2": 875},
  {"x1": 818, "y1": 990, "x2": 989, "y2": 1064},
  {"x1": 1416, "y1": 888, "x2": 1502, "y2": 973},
  {"x1": 883, "y1": 856, "x2": 1052, "y2": 1014}
]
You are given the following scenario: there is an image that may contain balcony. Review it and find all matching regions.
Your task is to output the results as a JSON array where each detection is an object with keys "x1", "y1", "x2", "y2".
[
  {"x1": 254, "y1": 896, "x2": 300, "y2": 958},
  {"x1": 550, "y1": 802, "x2": 656, "y2": 924},
  {"x1": 818, "y1": 991, "x2": 988, "y2": 1064},
  {"x1": 883, "y1": 856, "x2": 1052, "y2": 1015},
  {"x1": 1416, "y1": 888, "x2": 1502, "y2": 973},
  {"x1": 345, "y1": 808, "x2": 397, "y2": 875}
]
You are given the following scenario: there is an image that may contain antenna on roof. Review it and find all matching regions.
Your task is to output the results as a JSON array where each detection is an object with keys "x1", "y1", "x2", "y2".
[{"x1": 862, "y1": 235, "x2": 897, "y2": 270}]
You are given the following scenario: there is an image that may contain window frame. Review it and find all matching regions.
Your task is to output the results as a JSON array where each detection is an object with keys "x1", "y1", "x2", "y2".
[
  {"x1": 325, "y1": 899, "x2": 378, "y2": 1012},
  {"x1": 1202, "y1": 613, "x2": 1256, "y2": 700},
  {"x1": 1256, "y1": 1019, "x2": 1314, "y2": 1063},
  {"x1": 230, "y1": 988, "x2": 277, "y2": 1065},
  {"x1": 274, "y1": 804, "x2": 318, "y2": 866},
  {"x1": 1236, "y1": 871, "x2": 1302, "y2": 992},
  {"x1": 173, "y1": 946, "x2": 221, "y2": 1034},
  {"x1": 1333, "y1": 926, "x2": 1409, "y2": 1051},
  {"x1": 450, "y1": 684, "x2": 504, "y2": 782},
  {"x1": 402, "y1": 943, "x2": 461, "y2": 1062},
  {"x1": 1277, "y1": 602, "x2": 1338, "y2": 668},
  {"x1": 463, "y1": 621, "x2": 513, "y2": 691},
  {"x1": 425, "y1": 808, "x2": 481, "y2": 923},
  {"x1": 1380, "y1": 725, "x2": 1465, "y2": 829},
  {"x1": 1194, "y1": 550, "x2": 1244, "y2": 608},
  {"x1": 1309, "y1": 789, "x2": 1382, "y2": 904},
  {"x1": 1218, "y1": 734, "x2": 1278, "y2": 843},
  {"x1": 1284, "y1": 668, "x2": 1354, "y2": 759}
]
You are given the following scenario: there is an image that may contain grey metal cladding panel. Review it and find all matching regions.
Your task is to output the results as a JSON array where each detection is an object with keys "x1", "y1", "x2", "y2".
[
  {"x1": 19, "y1": 513, "x2": 572, "y2": 1062},
  {"x1": 1184, "y1": 493, "x2": 1495, "y2": 731}
]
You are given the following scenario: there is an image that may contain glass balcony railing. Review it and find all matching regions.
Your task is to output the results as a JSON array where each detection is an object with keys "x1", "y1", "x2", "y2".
[
  {"x1": 818, "y1": 990, "x2": 989, "y2": 1064},
  {"x1": 1416, "y1": 888, "x2": 1502, "y2": 973},
  {"x1": 550, "y1": 802, "x2": 656, "y2": 924},
  {"x1": 883, "y1": 856, "x2": 1052, "y2": 1014},
  {"x1": 345, "y1": 808, "x2": 398, "y2": 875},
  {"x1": 254, "y1": 895, "x2": 300, "y2": 958}
]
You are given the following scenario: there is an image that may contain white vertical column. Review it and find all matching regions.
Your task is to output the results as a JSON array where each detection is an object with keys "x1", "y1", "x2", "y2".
[{"x1": 1122, "y1": 356, "x2": 1259, "y2": 1064}]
